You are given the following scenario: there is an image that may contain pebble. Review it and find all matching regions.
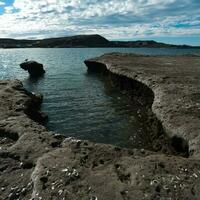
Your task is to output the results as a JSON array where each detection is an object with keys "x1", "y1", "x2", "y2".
[
  {"x1": 140, "y1": 149, "x2": 145, "y2": 154},
  {"x1": 46, "y1": 170, "x2": 50, "y2": 176},
  {"x1": 58, "y1": 189, "x2": 63, "y2": 195},
  {"x1": 174, "y1": 185, "x2": 177, "y2": 189},
  {"x1": 150, "y1": 180, "x2": 158, "y2": 186},
  {"x1": 27, "y1": 182, "x2": 32, "y2": 188},
  {"x1": 62, "y1": 168, "x2": 69, "y2": 172},
  {"x1": 184, "y1": 168, "x2": 188, "y2": 172},
  {"x1": 21, "y1": 187, "x2": 26, "y2": 194},
  {"x1": 72, "y1": 169, "x2": 79, "y2": 177},
  {"x1": 19, "y1": 162, "x2": 23, "y2": 167},
  {"x1": 11, "y1": 186, "x2": 18, "y2": 191},
  {"x1": 193, "y1": 173, "x2": 198, "y2": 178},
  {"x1": 163, "y1": 185, "x2": 169, "y2": 190},
  {"x1": 90, "y1": 196, "x2": 98, "y2": 200}
]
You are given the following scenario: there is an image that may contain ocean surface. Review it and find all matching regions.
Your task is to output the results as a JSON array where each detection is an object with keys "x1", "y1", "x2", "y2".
[{"x1": 0, "y1": 48, "x2": 200, "y2": 149}]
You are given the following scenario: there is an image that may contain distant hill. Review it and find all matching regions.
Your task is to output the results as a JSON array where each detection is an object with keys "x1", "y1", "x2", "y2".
[
  {"x1": 0, "y1": 34, "x2": 199, "y2": 49},
  {"x1": 111, "y1": 40, "x2": 199, "y2": 49}
]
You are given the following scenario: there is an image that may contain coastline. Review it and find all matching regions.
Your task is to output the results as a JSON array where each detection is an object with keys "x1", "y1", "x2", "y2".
[
  {"x1": 85, "y1": 53, "x2": 200, "y2": 158},
  {"x1": 1, "y1": 53, "x2": 200, "y2": 199}
]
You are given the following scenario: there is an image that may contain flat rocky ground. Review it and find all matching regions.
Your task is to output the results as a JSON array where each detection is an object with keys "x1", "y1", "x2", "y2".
[{"x1": 1, "y1": 53, "x2": 200, "y2": 199}]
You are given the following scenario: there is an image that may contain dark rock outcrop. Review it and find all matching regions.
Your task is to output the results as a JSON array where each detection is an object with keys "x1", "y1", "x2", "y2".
[{"x1": 20, "y1": 61, "x2": 45, "y2": 77}]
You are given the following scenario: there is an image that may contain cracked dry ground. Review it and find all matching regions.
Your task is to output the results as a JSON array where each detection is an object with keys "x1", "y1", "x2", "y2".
[{"x1": 1, "y1": 77, "x2": 200, "y2": 200}]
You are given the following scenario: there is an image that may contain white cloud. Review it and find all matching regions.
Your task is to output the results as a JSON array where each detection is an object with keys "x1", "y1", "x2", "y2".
[
  {"x1": 0, "y1": 0, "x2": 199, "y2": 40},
  {"x1": 0, "y1": 1, "x2": 5, "y2": 6},
  {"x1": 4, "y1": 6, "x2": 14, "y2": 14}
]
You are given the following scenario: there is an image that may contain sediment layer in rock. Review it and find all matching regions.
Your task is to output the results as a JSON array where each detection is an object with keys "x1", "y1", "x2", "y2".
[{"x1": 1, "y1": 52, "x2": 200, "y2": 200}]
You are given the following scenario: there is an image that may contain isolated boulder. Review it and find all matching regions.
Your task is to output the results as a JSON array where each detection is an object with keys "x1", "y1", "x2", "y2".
[{"x1": 20, "y1": 60, "x2": 45, "y2": 76}]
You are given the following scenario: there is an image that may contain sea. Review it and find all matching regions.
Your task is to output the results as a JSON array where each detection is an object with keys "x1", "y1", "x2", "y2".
[{"x1": 0, "y1": 47, "x2": 200, "y2": 149}]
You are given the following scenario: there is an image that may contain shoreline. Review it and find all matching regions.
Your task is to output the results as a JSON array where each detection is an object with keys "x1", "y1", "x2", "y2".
[
  {"x1": 1, "y1": 53, "x2": 200, "y2": 199},
  {"x1": 85, "y1": 53, "x2": 200, "y2": 158},
  {"x1": 86, "y1": 61, "x2": 188, "y2": 156}
]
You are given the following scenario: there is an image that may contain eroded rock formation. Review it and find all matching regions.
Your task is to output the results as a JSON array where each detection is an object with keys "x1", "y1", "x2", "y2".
[
  {"x1": 1, "y1": 53, "x2": 200, "y2": 199},
  {"x1": 85, "y1": 53, "x2": 200, "y2": 158}
]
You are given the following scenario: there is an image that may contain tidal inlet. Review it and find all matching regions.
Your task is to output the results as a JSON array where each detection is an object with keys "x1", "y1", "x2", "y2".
[{"x1": 0, "y1": 0, "x2": 200, "y2": 200}]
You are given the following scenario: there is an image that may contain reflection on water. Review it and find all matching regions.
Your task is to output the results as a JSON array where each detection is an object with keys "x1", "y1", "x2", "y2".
[
  {"x1": 23, "y1": 75, "x2": 45, "y2": 91},
  {"x1": 0, "y1": 48, "x2": 200, "y2": 149},
  {"x1": 85, "y1": 72, "x2": 153, "y2": 149}
]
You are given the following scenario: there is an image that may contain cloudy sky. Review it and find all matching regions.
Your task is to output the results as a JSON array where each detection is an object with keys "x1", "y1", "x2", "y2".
[{"x1": 0, "y1": 0, "x2": 200, "y2": 45}]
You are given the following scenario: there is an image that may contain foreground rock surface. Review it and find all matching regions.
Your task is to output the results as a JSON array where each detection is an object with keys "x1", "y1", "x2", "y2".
[
  {"x1": 1, "y1": 53, "x2": 200, "y2": 199},
  {"x1": 20, "y1": 61, "x2": 45, "y2": 77}
]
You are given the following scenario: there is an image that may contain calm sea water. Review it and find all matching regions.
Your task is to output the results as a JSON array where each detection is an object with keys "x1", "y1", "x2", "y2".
[{"x1": 0, "y1": 48, "x2": 200, "y2": 149}]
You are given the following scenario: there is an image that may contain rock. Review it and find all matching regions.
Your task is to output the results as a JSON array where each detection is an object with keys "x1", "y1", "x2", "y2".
[
  {"x1": 20, "y1": 61, "x2": 45, "y2": 76},
  {"x1": 84, "y1": 53, "x2": 200, "y2": 158},
  {"x1": 2, "y1": 53, "x2": 200, "y2": 199}
]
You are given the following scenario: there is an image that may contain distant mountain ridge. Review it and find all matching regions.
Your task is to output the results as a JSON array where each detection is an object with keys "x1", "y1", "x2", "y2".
[{"x1": 0, "y1": 34, "x2": 199, "y2": 49}]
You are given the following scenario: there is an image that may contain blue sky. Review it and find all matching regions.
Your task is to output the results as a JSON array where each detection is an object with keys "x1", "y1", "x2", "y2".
[{"x1": 0, "y1": 0, "x2": 200, "y2": 45}]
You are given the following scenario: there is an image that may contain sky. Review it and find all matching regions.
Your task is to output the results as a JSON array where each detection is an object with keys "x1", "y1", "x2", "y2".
[{"x1": 0, "y1": 0, "x2": 200, "y2": 45}]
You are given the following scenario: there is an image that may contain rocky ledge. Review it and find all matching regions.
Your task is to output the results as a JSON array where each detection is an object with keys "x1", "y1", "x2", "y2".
[
  {"x1": 85, "y1": 53, "x2": 200, "y2": 158},
  {"x1": 1, "y1": 52, "x2": 200, "y2": 199}
]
